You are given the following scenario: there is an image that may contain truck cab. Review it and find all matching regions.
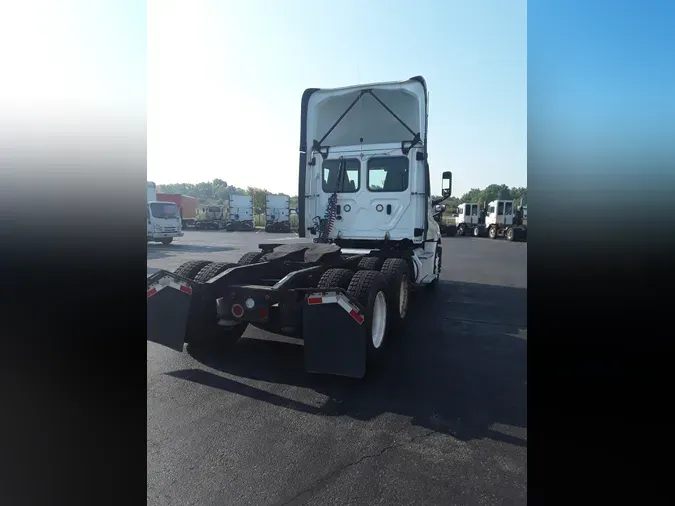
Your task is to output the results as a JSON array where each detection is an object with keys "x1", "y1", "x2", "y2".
[
  {"x1": 455, "y1": 202, "x2": 481, "y2": 236},
  {"x1": 147, "y1": 181, "x2": 183, "y2": 245},
  {"x1": 147, "y1": 201, "x2": 183, "y2": 245},
  {"x1": 265, "y1": 194, "x2": 291, "y2": 233},
  {"x1": 227, "y1": 195, "x2": 254, "y2": 231},
  {"x1": 474, "y1": 199, "x2": 526, "y2": 241}
]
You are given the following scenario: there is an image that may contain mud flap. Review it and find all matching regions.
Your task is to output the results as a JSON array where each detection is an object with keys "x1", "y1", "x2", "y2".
[
  {"x1": 303, "y1": 291, "x2": 367, "y2": 379},
  {"x1": 147, "y1": 270, "x2": 193, "y2": 352}
]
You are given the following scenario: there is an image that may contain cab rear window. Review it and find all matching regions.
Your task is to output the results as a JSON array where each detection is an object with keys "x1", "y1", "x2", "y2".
[
  {"x1": 367, "y1": 156, "x2": 409, "y2": 192},
  {"x1": 322, "y1": 158, "x2": 360, "y2": 193}
]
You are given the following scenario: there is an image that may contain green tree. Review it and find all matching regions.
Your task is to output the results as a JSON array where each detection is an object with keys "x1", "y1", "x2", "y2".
[{"x1": 246, "y1": 186, "x2": 269, "y2": 215}]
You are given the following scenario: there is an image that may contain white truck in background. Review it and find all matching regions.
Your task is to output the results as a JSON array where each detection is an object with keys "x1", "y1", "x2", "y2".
[
  {"x1": 473, "y1": 199, "x2": 527, "y2": 241},
  {"x1": 226, "y1": 194, "x2": 254, "y2": 231},
  {"x1": 455, "y1": 202, "x2": 482, "y2": 237},
  {"x1": 147, "y1": 181, "x2": 183, "y2": 245},
  {"x1": 265, "y1": 194, "x2": 292, "y2": 233}
]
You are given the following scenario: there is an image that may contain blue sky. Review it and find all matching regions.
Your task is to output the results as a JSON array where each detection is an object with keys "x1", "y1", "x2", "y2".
[{"x1": 148, "y1": 0, "x2": 527, "y2": 197}]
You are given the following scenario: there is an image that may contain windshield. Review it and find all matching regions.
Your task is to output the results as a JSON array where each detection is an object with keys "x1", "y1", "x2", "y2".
[{"x1": 150, "y1": 202, "x2": 179, "y2": 219}]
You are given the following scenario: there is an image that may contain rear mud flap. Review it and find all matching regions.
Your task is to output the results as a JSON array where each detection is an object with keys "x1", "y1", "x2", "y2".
[
  {"x1": 303, "y1": 291, "x2": 367, "y2": 379},
  {"x1": 147, "y1": 271, "x2": 193, "y2": 352}
]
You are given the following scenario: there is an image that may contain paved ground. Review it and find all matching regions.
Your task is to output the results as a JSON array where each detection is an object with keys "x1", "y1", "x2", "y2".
[{"x1": 147, "y1": 230, "x2": 527, "y2": 506}]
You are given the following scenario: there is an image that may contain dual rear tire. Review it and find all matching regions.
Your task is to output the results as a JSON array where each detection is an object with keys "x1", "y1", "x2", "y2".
[
  {"x1": 172, "y1": 260, "x2": 248, "y2": 353},
  {"x1": 317, "y1": 257, "x2": 411, "y2": 366}
]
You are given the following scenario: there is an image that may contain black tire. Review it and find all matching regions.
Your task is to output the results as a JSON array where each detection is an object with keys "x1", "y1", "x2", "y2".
[
  {"x1": 193, "y1": 262, "x2": 236, "y2": 283},
  {"x1": 160, "y1": 238, "x2": 173, "y2": 245},
  {"x1": 473, "y1": 226, "x2": 480, "y2": 237},
  {"x1": 317, "y1": 268, "x2": 354, "y2": 290},
  {"x1": 456, "y1": 225, "x2": 465, "y2": 236},
  {"x1": 265, "y1": 225, "x2": 272, "y2": 233},
  {"x1": 357, "y1": 256, "x2": 385, "y2": 271},
  {"x1": 426, "y1": 241, "x2": 442, "y2": 289},
  {"x1": 347, "y1": 270, "x2": 390, "y2": 365},
  {"x1": 186, "y1": 262, "x2": 247, "y2": 353},
  {"x1": 507, "y1": 228, "x2": 515, "y2": 241},
  {"x1": 489, "y1": 226, "x2": 497, "y2": 239},
  {"x1": 237, "y1": 251, "x2": 265, "y2": 265},
  {"x1": 174, "y1": 260, "x2": 212, "y2": 279},
  {"x1": 380, "y1": 258, "x2": 411, "y2": 326}
]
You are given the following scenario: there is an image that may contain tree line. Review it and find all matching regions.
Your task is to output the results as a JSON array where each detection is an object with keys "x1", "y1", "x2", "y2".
[{"x1": 157, "y1": 180, "x2": 527, "y2": 216}]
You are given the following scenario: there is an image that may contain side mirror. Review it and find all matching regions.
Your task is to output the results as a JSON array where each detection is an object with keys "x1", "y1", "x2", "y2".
[
  {"x1": 434, "y1": 204, "x2": 446, "y2": 213},
  {"x1": 441, "y1": 171, "x2": 452, "y2": 197}
]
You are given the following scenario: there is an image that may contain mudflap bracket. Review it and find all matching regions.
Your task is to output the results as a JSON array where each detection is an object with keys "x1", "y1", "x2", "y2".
[
  {"x1": 302, "y1": 289, "x2": 367, "y2": 379},
  {"x1": 146, "y1": 270, "x2": 195, "y2": 352}
]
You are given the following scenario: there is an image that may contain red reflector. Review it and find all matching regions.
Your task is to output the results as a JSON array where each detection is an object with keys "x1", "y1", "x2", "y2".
[
  {"x1": 231, "y1": 304, "x2": 244, "y2": 317},
  {"x1": 179, "y1": 285, "x2": 192, "y2": 295},
  {"x1": 307, "y1": 297, "x2": 322, "y2": 305},
  {"x1": 258, "y1": 307, "x2": 268, "y2": 318},
  {"x1": 147, "y1": 287, "x2": 157, "y2": 298},
  {"x1": 349, "y1": 309, "x2": 364, "y2": 324}
]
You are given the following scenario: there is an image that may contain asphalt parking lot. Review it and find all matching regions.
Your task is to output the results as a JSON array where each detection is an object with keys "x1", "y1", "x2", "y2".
[{"x1": 147, "y1": 230, "x2": 527, "y2": 506}]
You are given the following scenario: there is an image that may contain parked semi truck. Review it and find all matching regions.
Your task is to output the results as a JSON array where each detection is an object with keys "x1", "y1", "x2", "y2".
[
  {"x1": 467, "y1": 199, "x2": 527, "y2": 241},
  {"x1": 265, "y1": 194, "x2": 292, "y2": 233},
  {"x1": 147, "y1": 182, "x2": 183, "y2": 245},
  {"x1": 226, "y1": 195, "x2": 254, "y2": 231},
  {"x1": 147, "y1": 76, "x2": 452, "y2": 378},
  {"x1": 156, "y1": 193, "x2": 198, "y2": 229},
  {"x1": 195, "y1": 204, "x2": 227, "y2": 230}
]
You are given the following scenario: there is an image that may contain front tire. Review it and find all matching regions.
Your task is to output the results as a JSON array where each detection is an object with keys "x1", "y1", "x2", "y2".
[
  {"x1": 426, "y1": 241, "x2": 442, "y2": 289},
  {"x1": 489, "y1": 226, "x2": 497, "y2": 239},
  {"x1": 160, "y1": 238, "x2": 173, "y2": 245}
]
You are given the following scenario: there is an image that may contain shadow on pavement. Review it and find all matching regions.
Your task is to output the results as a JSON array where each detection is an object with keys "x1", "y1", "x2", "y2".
[
  {"x1": 167, "y1": 280, "x2": 527, "y2": 446},
  {"x1": 147, "y1": 243, "x2": 237, "y2": 260}
]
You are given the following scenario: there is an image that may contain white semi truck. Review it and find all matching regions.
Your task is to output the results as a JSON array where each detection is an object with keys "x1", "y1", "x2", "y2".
[
  {"x1": 226, "y1": 194, "x2": 254, "y2": 231},
  {"x1": 472, "y1": 199, "x2": 527, "y2": 241},
  {"x1": 147, "y1": 181, "x2": 183, "y2": 245},
  {"x1": 265, "y1": 194, "x2": 292, "y2": 233},
  {"x1": 147, "y1": 76, "x2": 452, "y2": 378}
]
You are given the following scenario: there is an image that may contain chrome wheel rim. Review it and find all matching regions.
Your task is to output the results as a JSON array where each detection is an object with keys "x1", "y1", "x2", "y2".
[
  {"x1": 371, "y1": 291, "x2": 387, "y2": 349},
  {"x1": 399, "y1": 275, "x2": 410, "y2": 319}
]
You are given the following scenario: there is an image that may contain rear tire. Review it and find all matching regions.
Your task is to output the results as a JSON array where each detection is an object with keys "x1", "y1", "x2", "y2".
[
  {"x1": 174, "y1": 260, "x2": 212, "y2": 279},
  {"x1": 489, "y1": 226, "x2": 497, "y2": 239},
  {"x1": 473, "y1": 226, "x2": 480, "y2": 237},
  {"x1": 317, "y1": 268, "x2": 354, "y2": 290},
  {"x1": 380, "y1": 258, "x2": 411, "y2": 326},
  {"x1": 193, "y1": 262, "x2": 236, "y2": 283},
  {"x1": 237, "y1": 251, "x2": 265, "y2": 265},
  {"x1": 357, "y1": 256, "x2": 385, "y2": 271},
  {"x1": 186, "y1": 262, "x2": 247, "y2": 353},
  {"x1": 507, "y1": 228, "x2": 515, "y2": 241},
  {"x1": 347, "y1": 270, "x2": 390, "y2": 365}
]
